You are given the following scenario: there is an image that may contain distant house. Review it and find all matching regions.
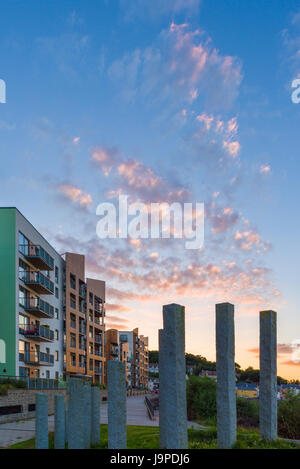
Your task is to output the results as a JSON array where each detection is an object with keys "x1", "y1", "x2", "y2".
[
  {"x1": 278, "y1": 384, "x2": 300, "y2": 399},
  {"x1": 199, "y1": 370, "x2": 217, "y2": 379},
  {"x1": 149, "y1": 363, "x2": 159, "y2": 374},
  {"x1": 236, "y1": 382, "x2": 259, "y2": 399}
]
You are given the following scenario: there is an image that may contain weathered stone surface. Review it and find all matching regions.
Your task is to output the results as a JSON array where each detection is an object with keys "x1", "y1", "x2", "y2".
[
  {"x1": 216, "y1": 303, "x2": 236, "y2": 449},
  {"x1": 84, "y1": 382, "x2": 92, "y2": 449},
  {"x1": 91, "y1": 386, "x2": 100, "y2": 446},
  {"x1": 54, "y1": 394, "x2": 65, "y2": 449},
  {"x1": 162, "y1": 303, "x2": 188, "y2": 449},
  {"x1": 108, "y1": 360, "x2": 127, "y2": 449},
  {"x1": 260, "y1": 310, "x2": 277, "y2": 440},
  {"x1": 67, "y1": 378, "x2": 86, "y2": 449},
  {"x1": 35, "y1": 393, "x2": 48, "y2": 449},
  {"x1": 158, "y1": 329, "x2": 166, "y2": 449}
]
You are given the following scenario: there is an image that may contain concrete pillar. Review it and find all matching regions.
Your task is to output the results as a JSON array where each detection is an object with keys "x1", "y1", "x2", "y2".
[
  {"x1": 67, "y1": 378, "x2": 86, "y2": 449},
  {"x1": 84, "y1": 382, "x2": 92, "y2": 449},
  {"x1": 216, "y1": 303, "x2": 236, "y2": 449},
  {"x1": 158, "y1": 329, "x2": 166, "y2": 448},
  {"x1": 108, "y1": 360, "x2": 127, "y2": 449},
  {"x1": 162, "y1": 303, "x2": 188, "y2": 449},
  {"x1": 65, "y1": 404, "x2": 68, "y2": 444},
  {"x1": 260, "y1": 310, "x2": 277, "y2": 440},
  {"x1": 35, "y1": 393, "x2": 48, "y2": 449},
  {"x1": 54, "y1": 394, "x2": 65, "y2": 449},
  {"x1": 91, "y1": 386, "x2": 100, "y2": 446}
]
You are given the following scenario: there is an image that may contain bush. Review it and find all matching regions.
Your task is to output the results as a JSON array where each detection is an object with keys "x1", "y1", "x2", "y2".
[
  {"x1": 236, "y1": 398, "x2": 259, "y2": 428},
  {"x1": 186, "y1": 376, "x2": 217, "y2": 421},
  {"x1": 278, "y1": 392, "x2": 300, "y2": 440}
]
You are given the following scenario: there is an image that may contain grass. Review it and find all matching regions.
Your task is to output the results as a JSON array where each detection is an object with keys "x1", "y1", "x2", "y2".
[{"x1": 8, "y1": 425, "x2": 300, "y2": 450}]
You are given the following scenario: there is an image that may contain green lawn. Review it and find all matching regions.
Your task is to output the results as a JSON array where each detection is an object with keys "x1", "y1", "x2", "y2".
[{"x1": 8, "y1": 425, "x2": 300, "y2": 450}]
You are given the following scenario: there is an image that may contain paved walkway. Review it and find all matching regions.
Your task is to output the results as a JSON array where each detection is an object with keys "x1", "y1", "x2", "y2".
[{"x1": 0, "y1": 394, "x2": 199, "y2": 448}]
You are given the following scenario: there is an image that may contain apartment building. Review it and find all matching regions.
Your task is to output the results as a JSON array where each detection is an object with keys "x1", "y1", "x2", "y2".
[
  {"x1": 63, "y1": 254, "x2": 106, "y2": 384},
  {"x1": 119, "y1": 328, "x2": 149, "y2": 389},
  {"x1": 104, "y1": 329, "x2": 131, "y2": 386},
  {"x1": 0, "y1": 208, "x2": 106, "y2": 384},
  {"x1": 0, "y1": 208, "x2": 64, "y2": 379}
]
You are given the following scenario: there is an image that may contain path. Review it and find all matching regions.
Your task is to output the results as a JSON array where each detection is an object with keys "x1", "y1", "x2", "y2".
[{"x1": 0, "y1": 394, "x2": 200, "y2": 448}]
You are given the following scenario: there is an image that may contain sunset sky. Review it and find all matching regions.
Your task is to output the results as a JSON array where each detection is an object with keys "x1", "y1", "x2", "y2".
[{"x1": 1, "y1": 0, "x2": 300, "y2": 379}]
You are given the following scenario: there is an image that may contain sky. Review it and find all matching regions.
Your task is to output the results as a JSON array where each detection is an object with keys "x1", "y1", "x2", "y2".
[{"x1": 1, "y1": 0, "x2": 300, "y2": 379}]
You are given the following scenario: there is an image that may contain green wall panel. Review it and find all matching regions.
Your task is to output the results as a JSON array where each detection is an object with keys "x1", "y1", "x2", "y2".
[{"x1": 0, "y1": 208, "x2": 16, "y2": 376}]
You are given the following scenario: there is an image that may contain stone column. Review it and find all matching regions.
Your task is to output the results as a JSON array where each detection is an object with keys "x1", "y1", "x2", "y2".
[
  {"x1": 84, "y1": 382, "x2": 92, "y2": 449},
  {"x1": 35, "y1": 393, "x2": 48, "y2": 449},
  {"x1": 91, "y1": 386, "x2": 100, "y2": 446},
  {"x1": 108, "y1": 360, "x2": 127, "y2": 449},
  {"x1": 158, "y1": 329, "x2": 166, "y2": 448},
  {"x1": 54, "y1": 394, "x2": 65, "y2": 449},
  {"x1": 260, "y1": 310, "x2": 277, "y2": 440},
  {"x1": 67, "y1": 378, "x2": 86, "y2": 449},
  {"x1": 216, "y1": 303, "x2": 236, "y2": 449},
  {"x1": 162, "y1": 303, "x2": 188, "y2": 449}
]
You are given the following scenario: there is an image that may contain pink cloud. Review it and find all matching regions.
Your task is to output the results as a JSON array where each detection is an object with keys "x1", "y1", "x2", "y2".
[{"x1": 58, "y1": 184, "x2": 92, "y2": 207}]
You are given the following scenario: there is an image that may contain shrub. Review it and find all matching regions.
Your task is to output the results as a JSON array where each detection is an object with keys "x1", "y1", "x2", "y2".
[
  {"x1": 278, "y1": 391, "x2": 300, "y2": 440},
  {"x1": 186, "y1": 376, "x2": 217, "y2": 421},
  {"x1": 236, "y1": 397, "x2": 259, "y2": 428}
]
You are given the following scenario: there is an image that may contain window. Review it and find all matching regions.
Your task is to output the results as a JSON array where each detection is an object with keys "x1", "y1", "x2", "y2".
[
  {"x1": 55, "y1": 330, "x2": 59, "y2": 340},
  {"x1": 54, "y1": 308, "x2": 59, "y2": 319},
  {"x1": 70, "y1": 314, "x2": 76, "y2": 329},
  {"x1": 55, "y1": 351, "x2": 59, "y2": 361},
  {"x1": 89, "y1": 359, "x2": 93, "y2": 371},
  {"x1": 55, "y1": 266, "x2": 59, "y2": 284},
  {"x1": 71, "y1": 353, "x2": 76, "y2": 367},
  {"x1": 46, "y1": 370, "x2": 50, "y2": 378},
  {"x1": 89, "y1": 292, "x2": 93, "y2": 305},
  {"x1": 18, "y1": 232, "x2": 29, "y2": 255},
  {"x1": 19, "y1": 367, "x2": 29, "y2": 377},
  {"x1": 70, "y1": 294, "x2": 76, "y2": 309},
  {"x1": 70, "y1": 334, "x2": 76, "y2": 348},
  {"x1": 55, "y1": 287, "x2": 59, "y2": 299},
  {"x1": 55, "y1": 371, "x2": 59, "y2": 380},
  {"x1": 70, "y1": 273, "x2": 76, "y2": 290}
]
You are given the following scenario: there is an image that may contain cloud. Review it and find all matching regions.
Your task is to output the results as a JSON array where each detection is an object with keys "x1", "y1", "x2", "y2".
[
  {"x1": 108, "y1": 22, "x2": 242, "y2": 110},
  {"x1": 92, "y1": 146, "x2": 189, "y2": 203},
  {"x1": 259, "y1": 164, "x2": 271, "y2": 174},
  {"x1": 58, "y1": 184, "x2": 93, "y2": 208}
]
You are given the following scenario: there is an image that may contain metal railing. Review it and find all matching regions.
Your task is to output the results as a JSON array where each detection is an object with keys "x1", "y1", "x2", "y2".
[
  {"x1": 19, "y1": 351, "x2": 54, "y2": 366},
  {"x1": 144, "y1": 396, "x2": 155, "y2": 420},
  {"x1": 19, "y1": 270, "x2": 54, "y2": 293},
  {"x1": 19, "y1": 324, "x2": 54, "y2": 341},
  {"x1": 0, "y1": 375, "x2": 60, "y2": 389},
  {"x1": 19, "y1": 244, "x2": 54, "y2": 270},
  {"x1": 20, "y1": 297, "x2": 54, "y2": 317}
]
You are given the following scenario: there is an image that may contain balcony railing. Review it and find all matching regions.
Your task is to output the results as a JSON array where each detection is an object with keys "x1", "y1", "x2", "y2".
[
  {"x1": 19, "y1": 324, "x2": 54, "y2": 342},
  {"x1": 19, "y1": 270, "x2": 54, "y2": 294},
  {"x1": 19, "y1": 244, "x2": 54, "y2": 271},
  {"x1": 20, "y1": 297, "x2": 54, "y2": 319},
  {"x1": 19, "y1": 352, "x2": 54, "y2": 366},
  {"x1": 94, "y1": 366, "x2": 101, "y2": 374}
]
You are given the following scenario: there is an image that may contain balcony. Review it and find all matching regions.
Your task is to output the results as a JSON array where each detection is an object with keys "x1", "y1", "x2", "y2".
[
  {"x1": 19, "y1": 244, "x2": 54, "y2": 271},
  {"x1": 19, "y1": 324, "x2": 54, "y2": 342},
  {"x1": 94, "y1": 366, "x2": 101, "y2": 374},
  {"x1": 19, "y1": 270, "x2": 54, "y2": 294},
  {"x1": 21, "y1": 297, "x2": 54, "y2": 319},
  {"x1": 94, "y1": 336, "x2": 102, "y2": 345},
  {"x1": 19, "y1": 351, "x2": 54, "y2": 366}
]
